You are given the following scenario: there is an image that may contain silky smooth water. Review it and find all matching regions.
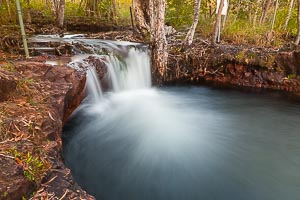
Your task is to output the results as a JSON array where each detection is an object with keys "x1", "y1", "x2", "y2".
[
  {"x1": 63, "y1": 87, "x2": 300, "y2": 200},
  {"x1": 59, "y1": 36, "x2": 300, "y2": 200}
]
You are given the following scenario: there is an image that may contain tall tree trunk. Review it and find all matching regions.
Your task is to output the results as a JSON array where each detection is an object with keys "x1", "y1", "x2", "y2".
[
  {"x1": 25, "y1": 0, "x2": 32, "y2": 24},
  {"x1": 5, "y1": 0, "x2": 11, "y2": 19},
  {"x1": 132, "y1": 0, "x2": 150, "y2": 36},
  {"x1": 50, "y1": 0, "x2": 56, "y2": 15},
  {"x1": 0, "y1": 0, "x2": 2, "y2": 9},
  {"x1": 284, "y1": 0, "x2": 295, "y2": 30},
  {"x1": 271, "y1": 0, "x2": 279, "y2": 30},
  {"x1": 149, "y1": 0, "x2": 168, "y2": 84},
  {"x1": 110, "y1": 0, "x2": 117, "y2": 24},
  {"x1": 260, "y1": 0, "x2": 273, "y2": 25},
  {"x1": 56, "y1": 0, "x2": 65, "y2": 28},
  {"x1": 253, "y1": 0, "x2": 262, "y2": 26},
  {"x1": 212, "y1": 0, "x2": 224, "y2": 44},
  {"x1": 295, "y1": 0, "x2": 300, "y2": 44},
  {"x1": 222, "y1": 0, "x2": 229, "y2": 29},
  {"x1": 183, "y1": 0, "x2": 202, "y2": 47}
]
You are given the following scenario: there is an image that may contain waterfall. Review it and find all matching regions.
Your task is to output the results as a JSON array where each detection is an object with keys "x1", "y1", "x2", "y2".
[
  {"x1": 84, "y1": 47, "x2": 151, "y2": 101},
  {"x1": 85, "y1": 67, "x2": 103, "y2": 102}
]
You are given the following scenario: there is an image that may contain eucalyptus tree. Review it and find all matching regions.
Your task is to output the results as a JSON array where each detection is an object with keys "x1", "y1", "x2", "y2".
[
  {"x1": 132, "y1": 0, "x2": 150, "y2": 36},
  {"x1": 284, "y1": 0, "x2": 295, "y2": 30},
  {"x1": 5, "y1": 0, "x2": 12, "y2": 19},
  {"x1": 295, "y1": 0, "x2": 300, "y2": 44},
  {"x1": 212, "y1": 0, "x2": 225, "y2": 44},
  {"x1": 183, "y1": 0, "x2": 202, "y2": 47},
  {"x1": 149, "y1": 0, "x2": 168, "y2": 83},
  {"x1": 271, "y1": 0, "x2": 278, "y2": 30},
  {"x1": 56, "y1": 0, "x2": 65, "y2": 28},
  {"x1": 260, "y1": 0, "x2": 273, "y2": 25}
]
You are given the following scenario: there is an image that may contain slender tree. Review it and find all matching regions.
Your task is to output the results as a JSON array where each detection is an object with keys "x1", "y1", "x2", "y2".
[
  {"x1": 149, "y1": 0, "x2": 168, "y2": 84},
  {"x1": 0, "y1": 0, "x2": 2, "y2": 9},
  {"x1": 271, "y1": 0, "x2": 278, "y2": 31},
  {"x1": 183, "y1": 0, "x2": 202, "y2": 47},
  {"x1": 253, "y1": 0, "x2": 262, "y2": 26},
  {"x1": 212, "y1": 0, "x2": 224, "y2": 44},
  {"x1": 295, "y1": 0, "x2": 300, "y2": 44},
  {"x1": 260, "y1": 0, "x2": 273, "y2": 25},
  {"x1": 5, "y1": 0, "x2": 11, "y2": 19},
  {"x1": 56, "y1": 0, "x2": 65, "y2": 28},
  {"x1": 110, "y1": 0, "x2": 117, "y2": 24},
  {"x1": 284, "y1": 0, "x2": 295, "y2": 30}
]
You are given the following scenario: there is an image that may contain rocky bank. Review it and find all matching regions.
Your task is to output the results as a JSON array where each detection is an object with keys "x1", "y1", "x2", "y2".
[
  {"x1": 0, "y1": 57, "x2": 94, "y2": 199},
  {"x1": 166, "y1": 41, "x2": 300, "y2": 96}
]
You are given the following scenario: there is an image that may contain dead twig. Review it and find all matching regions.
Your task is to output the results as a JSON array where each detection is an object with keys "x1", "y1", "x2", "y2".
[
  {"x1": 0, "y1": 153, "x2": 15, "y2": 159},
  {"x1": 59, "y1": 189, "x2": 69, "y2": 200},
  {"x1": 41, "y1": 175, "x2": 57, "y2": 186}
]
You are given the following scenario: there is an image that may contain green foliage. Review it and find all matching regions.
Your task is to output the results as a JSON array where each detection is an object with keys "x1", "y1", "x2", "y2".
[
  {"x1": 0, "y1": 0, "x2": 299, "y2": 47},
  {"x1": 1, "y1": 63, "x2": 15, "y2": 72},
  {"x1": 222, "y1": 17, "x2": 284, "y2": 47},
  {"x1": 17, "y1": 78, "x2": 34, "y2": 89},
  {"x1": 65, "y1": 1, "x2": 85, "y2": 17},
  {"x1": 7, "y1": 149, "x2": 46, "y2": 183},
  {"x1": 2, "y1": 191, "x2": 8, "y2": 198},
  {"x1": 287, "y1": 74, "x2": 296, "y2": 79},
  {"x1": 166, "y1": 0, "x2": 193, "y2": 28}
]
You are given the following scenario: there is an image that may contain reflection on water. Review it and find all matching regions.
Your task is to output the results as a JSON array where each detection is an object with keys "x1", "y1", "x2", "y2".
[{"x1": 63, "y1": 87, "x2": 300, "y2": 200}]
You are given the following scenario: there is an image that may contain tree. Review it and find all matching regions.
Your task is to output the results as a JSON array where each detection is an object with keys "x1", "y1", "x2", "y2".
[
  {"x1": 183, "y1": 0, "x2": 202, "y2": 47},
  {"x1": 295, "y1": 0, "x2": 300, "y2": 44},
  {"x1": 271, "y1": 0, "x2": 278, "y2": 30},
  {"x1": 212, "y1": 0, "x2": 224, "y2": 44},
  {"x1": 56, "y1": 0, "x2": 65, "y2": 28},
  {"x1": 149, "y1": 0, "x2": 168, "y2": 84},
  {"x1": 284, "y1": 0, "x2": 295, "y2": 30},
  {"x1": 260, "y1": 0, "x2": 273, "y2": 25},
  {"x1": 132, "y1": 0, "x2": 150, "y2": 36},
  {"x1": 5, "y1": 0, "x2": 11, "y2": 19}
]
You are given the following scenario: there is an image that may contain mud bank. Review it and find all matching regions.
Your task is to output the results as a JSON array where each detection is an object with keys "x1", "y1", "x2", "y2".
[{"x1": 0, "y1": 59, "x2": 94, "y2": 199}]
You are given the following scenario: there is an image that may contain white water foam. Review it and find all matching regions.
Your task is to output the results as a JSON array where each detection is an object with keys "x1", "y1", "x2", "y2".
[{"x1": 80, "y1": 47, "x2": 151, "y2": 101}]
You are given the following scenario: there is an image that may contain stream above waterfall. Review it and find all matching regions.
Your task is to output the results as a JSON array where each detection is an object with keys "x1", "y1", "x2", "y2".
[{"x1": 56, "y1": 36, "x2": 300, "y2": 200}]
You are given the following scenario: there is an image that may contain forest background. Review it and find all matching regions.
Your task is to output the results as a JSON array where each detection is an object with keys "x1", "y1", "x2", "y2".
[{"x1": 0, "y1": 0, "x2": 299, "y2": 48}]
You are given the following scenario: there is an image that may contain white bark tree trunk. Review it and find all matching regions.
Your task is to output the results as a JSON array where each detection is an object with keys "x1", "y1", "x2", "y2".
[
  {"x1": 212, "y1": 0, "x2": 224, "y2": 44},
  {"x1": 56, "y1": 0, "x2": 65, "y2": 28},
  {"x1": 271, "y1": 0, "x2": 279, "y2": 30},
  {"x1": 149, "y1": 0, "x2": 168, "y2": 84},
  {"x1": 295, "y1": 0, "x2": 300, "y2": 44},
  {"x1": 183, "y1": 0, "x2": 202, "y2": 47},
  {"x1": 284, "y1": 0, "x2": 295, "y2": 30}
]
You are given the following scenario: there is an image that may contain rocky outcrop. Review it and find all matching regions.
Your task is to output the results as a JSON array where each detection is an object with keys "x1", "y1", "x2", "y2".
[
  {"x1": 0, "y1": 60, "x2": 94, "y2": 199},
  {"x1": 166, "y1": 44, "x2": 300, "y2": 94}
]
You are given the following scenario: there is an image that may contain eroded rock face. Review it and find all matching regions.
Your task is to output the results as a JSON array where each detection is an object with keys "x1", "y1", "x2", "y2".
[
  {"x1": 275, "y1": 51, "x2": 300, "y2": 76},
  {"x1": 166, "y1": 44, "x2": 300, "y2": 94},
  {"x1": 0, "y1": 61, "x2": 94, "y2": 199}
]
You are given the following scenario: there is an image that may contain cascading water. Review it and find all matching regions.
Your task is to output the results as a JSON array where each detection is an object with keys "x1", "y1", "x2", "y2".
[{"x1": 62, "y1": 38, "x2": 300, "y2": 200}]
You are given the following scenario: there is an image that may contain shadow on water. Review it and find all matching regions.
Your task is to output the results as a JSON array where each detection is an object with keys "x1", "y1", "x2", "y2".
[{"x1": 58, "y1": 36, "x2": 300, "y2": 200}]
